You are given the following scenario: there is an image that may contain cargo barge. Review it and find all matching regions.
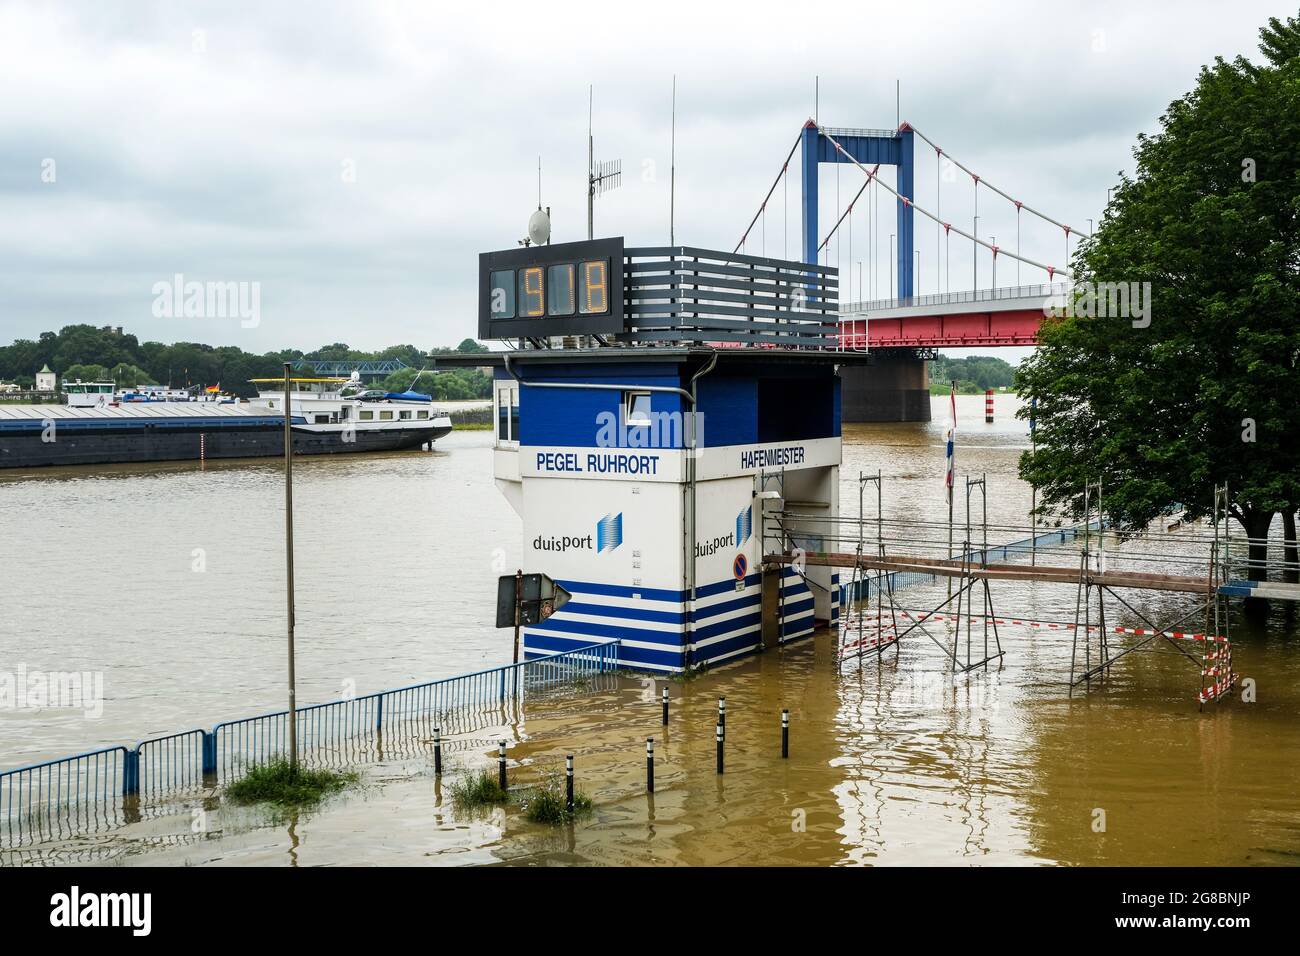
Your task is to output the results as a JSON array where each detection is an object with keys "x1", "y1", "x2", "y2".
[{"x1": 0, "y1": 378, "x2": 453, "y2": 469}]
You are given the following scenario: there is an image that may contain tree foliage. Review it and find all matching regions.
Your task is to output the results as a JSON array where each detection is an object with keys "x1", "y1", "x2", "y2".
[
  {"x1": 0, "y1": 325, "x2": 493, "y2": 400},
  {"x1": 931, "y1": 354, "x2": 1017, "y2": 393},
  {"x1": 1016, "y1": 13, "x2": 1300, "y2": 551},
  {"x1": 377, "y1": 365, "x2": 492, "y2": 400}
]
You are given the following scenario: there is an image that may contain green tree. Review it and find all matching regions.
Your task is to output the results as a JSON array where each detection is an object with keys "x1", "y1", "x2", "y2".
[
  {"x1": 62, "y1": 363, "x2": 112, "y2": 382},
  {"x1": 109, "y1": 363, "x2": 154, "y2": 387},
  {"x1": 1016, "y1": 14, "x2": 1300, "y2": 573},
  {"x1": 931, "y1": 355, "x2": 1017, "y2": 392}
]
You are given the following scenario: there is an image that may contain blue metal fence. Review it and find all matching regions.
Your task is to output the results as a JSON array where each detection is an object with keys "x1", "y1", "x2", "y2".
[
  {"x1": 0, "y1": 746, "x2": 129, "y2": 830},
  {"x1": 0, "y1": 640, "x2": 620, "y2": 842}
]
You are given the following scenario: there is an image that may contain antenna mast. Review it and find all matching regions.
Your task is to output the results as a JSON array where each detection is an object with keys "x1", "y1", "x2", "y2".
[
  {"x1": 588, "y1": 87, "x2": 593, "y2": 240},
  {"x1": 586, "y1": 85, "x2": 621, "y2": 240},
  {"x1": 670, "y1": 75, "x2": 676, "y2": 245}
]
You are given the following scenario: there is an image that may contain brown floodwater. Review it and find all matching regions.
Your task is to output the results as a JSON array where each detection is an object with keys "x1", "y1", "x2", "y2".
[{"x1": 2, "y1": 397, "x2": 1298, "y2": 866}]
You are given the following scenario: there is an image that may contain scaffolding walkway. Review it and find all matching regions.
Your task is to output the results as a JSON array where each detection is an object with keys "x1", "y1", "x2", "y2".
[{"x1": 765, "y1": 478, "x2": 1260, "y2": 708}]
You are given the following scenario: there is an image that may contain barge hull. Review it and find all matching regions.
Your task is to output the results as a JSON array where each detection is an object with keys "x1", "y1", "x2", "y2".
[{"x1": 0, "y1": 424, "x2": 448, "y2": 469}]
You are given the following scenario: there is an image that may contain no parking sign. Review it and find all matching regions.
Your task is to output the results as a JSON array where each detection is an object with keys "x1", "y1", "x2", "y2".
[{"x1": 733, "y1": 553, "x2": 748, "y2": 590}]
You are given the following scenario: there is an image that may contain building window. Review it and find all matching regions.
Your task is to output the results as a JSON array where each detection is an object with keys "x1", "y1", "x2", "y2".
[
  {"x1": 624, "y1": 391, "x2": 652, "y2": 428},
  {"x1": 494, "y1": 385, "x2": 520, "y2": 443}
]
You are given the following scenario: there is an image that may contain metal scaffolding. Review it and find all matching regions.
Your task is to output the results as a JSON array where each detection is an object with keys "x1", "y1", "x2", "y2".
[{"x1": 764, "y1": 478, "x2": 1252, "y2": 706}]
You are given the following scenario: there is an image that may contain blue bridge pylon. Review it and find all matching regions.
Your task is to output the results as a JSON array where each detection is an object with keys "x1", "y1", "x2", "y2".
[{"x1": 801, "y1": 121, "x2": 915, "y2": 298}]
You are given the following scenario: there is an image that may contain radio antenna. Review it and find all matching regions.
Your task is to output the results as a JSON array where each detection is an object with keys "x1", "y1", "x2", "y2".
[
  {"x1": 670, "y1": 75, "x2": 676, "y2": 246},
  {"x1": 587, "y1": 84, "x2": 621, "y2": 240}
]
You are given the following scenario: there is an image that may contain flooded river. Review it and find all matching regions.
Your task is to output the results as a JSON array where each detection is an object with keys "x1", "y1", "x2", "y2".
[{"x1": 2, "y1": 396, "x2": 1298, "y2": 866}]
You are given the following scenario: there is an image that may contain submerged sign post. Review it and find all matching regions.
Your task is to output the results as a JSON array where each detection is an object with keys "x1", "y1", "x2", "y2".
[{"x1": 497, "y1": 571, "x2": 572, "y2": 663}]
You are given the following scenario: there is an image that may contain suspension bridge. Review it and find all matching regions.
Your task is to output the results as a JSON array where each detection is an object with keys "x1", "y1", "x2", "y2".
[{"x1": 734, "y1": 119, "x2": 1093, "y2": 419}]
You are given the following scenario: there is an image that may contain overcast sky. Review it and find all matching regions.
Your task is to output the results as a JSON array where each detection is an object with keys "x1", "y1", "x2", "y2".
[{"x1": 0, "y1": 0, "x2": 1285, "y2": 360}]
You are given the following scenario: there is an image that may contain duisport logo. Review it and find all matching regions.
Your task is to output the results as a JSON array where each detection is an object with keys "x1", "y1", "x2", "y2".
[
  {"x1": 596, "y1": 512, "x2": 623, "y2": 553},
  {"x1": 736, "y1": 505, "x2": 753, "y2": 544},
  {"x1": 533, "y1": 512, "x2": 624, "y2": 554}
]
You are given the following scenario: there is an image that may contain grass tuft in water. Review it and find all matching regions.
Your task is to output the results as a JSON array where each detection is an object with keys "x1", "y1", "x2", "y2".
[
  {"x1": 225, "y1": 759, "x2": 356, "y2": 808},
  {"x1": 448, "y1": 768, "x2": 510, "y2": 810},
  {"x1": 668, "y1": 662, "x2": 709, "y2": 683},
  {"x1": 517, "y1": 772, "x2": 593, "y2": 825}
]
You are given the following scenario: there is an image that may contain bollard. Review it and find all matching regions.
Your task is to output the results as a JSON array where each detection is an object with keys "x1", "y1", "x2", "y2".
[
  {"x1": 661, "y1": 686, "x2": 669, "y2": 726},
  {"x1": 434, "y1": 727, "x2": 443, "y2": 775},
  {"x1": 565, "y1": 754, "x2": 574, "y2": 812},
  {"x1": 718, "y1": 696, "x2": 726, "y2": 732},
  {"x1": 646, "y1": 738, "x2": 655, "y2": 793},
  {"x1": 716, "y1": 723, "x2": 724, "y2": 774},
  {"x1": 498, "y1": 740, "x2": 507, "y2": 792},
  {"x1": 781, "y1": 709, "x2": 789, "y2": 758},
  {"x1": 985, "y1": 388, "x2": 994, "y2": 424}
]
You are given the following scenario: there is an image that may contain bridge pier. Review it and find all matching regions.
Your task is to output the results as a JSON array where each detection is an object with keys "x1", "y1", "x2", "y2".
[{"x1": 840, "y1": 355, "x2": 931, "y2": 423}]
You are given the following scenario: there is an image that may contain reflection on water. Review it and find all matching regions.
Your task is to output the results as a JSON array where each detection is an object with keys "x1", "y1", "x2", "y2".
[{"x1": 2, "y1": 398, "x2": 1298, "y2": 866}]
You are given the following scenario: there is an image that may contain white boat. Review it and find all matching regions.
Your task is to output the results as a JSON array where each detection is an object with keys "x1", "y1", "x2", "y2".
[
  {"x1": 246, "y1": 377, "x2": 453, "y2": 447},
  {"x1": 63, "y1": 381, "x2": 116, "y2": 407}
]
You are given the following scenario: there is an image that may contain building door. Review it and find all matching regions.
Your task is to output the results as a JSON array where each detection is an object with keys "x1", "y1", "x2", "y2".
[{"x1": 761, "y1": 566, "x2": 782, "y2": 649}]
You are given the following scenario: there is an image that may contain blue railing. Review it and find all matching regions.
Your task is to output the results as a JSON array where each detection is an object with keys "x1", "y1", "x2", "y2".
[
  {"x1": 1, "y1": 641, "x2": 620, "y2": 842},
  {"x1": 0, "y1": 746, "x2": 129, "y2": 829}
]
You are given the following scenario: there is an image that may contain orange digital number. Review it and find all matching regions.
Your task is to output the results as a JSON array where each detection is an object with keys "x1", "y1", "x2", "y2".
[
  {"x1": 520, "y1": 267, "x2": 545, "y2": 317},
  {"x1": 582, "y1": 260, "x2": 607, "y2": 314}
]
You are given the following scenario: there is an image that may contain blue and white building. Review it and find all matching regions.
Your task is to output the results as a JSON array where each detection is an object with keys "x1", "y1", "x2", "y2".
[{"x1": 445, "y1": 240, "x2": 864, "y2": 673}]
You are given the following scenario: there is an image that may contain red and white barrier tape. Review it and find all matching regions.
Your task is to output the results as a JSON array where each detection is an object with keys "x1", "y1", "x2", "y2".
[
  {"x1": 842, "y1": 608, "x2": 1229, "y2": 643},
  {"x1": 843, "y1": 609, "x2": 1236, "y2": 705}
]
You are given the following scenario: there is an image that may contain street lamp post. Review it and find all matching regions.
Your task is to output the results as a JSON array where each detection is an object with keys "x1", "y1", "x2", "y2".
[
  {"x1": 282, "y1": 362, "x2": 298, "y2": 773},
  {"x1": 890, "y1": 234, "x2": 896, "y2": 300}
]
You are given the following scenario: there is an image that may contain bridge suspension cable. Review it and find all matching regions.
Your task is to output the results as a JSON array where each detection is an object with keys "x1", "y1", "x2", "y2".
[
  {"x1": 905, "y1": 123, "x2": 1089, "y2": 240},
  {"x1": 733, "y1": 131, "x2": 803, "y2": 255},
  {"x1": 814, "y1": 122, "x2": 1076, "y2": 282},
  {"x1": 817, "y1": 164, "x2": 880, "y2": 254}
]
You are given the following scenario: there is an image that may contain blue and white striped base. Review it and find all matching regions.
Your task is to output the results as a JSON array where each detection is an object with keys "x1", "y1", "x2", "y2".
[
  {"x1": 524, "y1": 567, "x2": 825, "y2": 673},
  {"x1": 1220, "y1": 579, "x2": 1300, "y2": 601}
]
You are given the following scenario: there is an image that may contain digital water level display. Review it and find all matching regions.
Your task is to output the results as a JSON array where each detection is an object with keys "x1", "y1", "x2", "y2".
[{"x1": 479, "y1": 237, "x2": 625, "y2": 338}]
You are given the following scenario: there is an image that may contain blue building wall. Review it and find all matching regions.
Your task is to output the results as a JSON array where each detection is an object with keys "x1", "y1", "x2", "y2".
[{"x1": 499, "y1": 362, "x2": 840, "y2": 449}]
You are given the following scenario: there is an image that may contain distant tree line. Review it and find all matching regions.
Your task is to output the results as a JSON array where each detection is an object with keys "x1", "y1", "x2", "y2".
[
  {"x1": 0, "y1": 325, "x2": 494, "y2": 400},
  {"x1": 929, "y1": 354, "x2": 1018, "y2": 394}
]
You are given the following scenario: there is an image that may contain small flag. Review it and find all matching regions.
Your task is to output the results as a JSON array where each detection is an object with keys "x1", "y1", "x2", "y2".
[
  {"x1": 205, "y1": 384, "x2": 220, "y2": 393},
  {"x1": 945, "y1": 381, "x2": 957, "y2": 503}
]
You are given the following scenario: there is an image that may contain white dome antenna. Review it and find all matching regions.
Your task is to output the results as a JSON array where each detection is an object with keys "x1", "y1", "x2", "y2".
[{"x1": 528, "y1": 207, "x2": 551, "y2": 247}]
